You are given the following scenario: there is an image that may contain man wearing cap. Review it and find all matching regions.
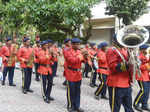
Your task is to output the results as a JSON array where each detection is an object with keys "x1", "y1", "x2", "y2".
[
  {"x1": 133, "y1": 44, "x2": 150, "y2": 112},
  {"x1": 65, "y1": 38, "x2": 86, "y2": 112},
  {"x1": 1, "y1": 37, "x2": 17, "y2": 86},
  {"x1": 62, "y1": 38, "x2": 71, "y2": 86},
  {"x1": 33, "y1": 40, "x2": 41, "y2": 81},
  {"x1": 106, "y1": 34, "x2": 134, "y2": 112},
  {"x1": 94, "y1": 42, "x2": 109, "y2": 100},
  {"x1": 89, "y1": 42, "x2": 98, "y2": 87},
  {"x1": 37, "y1": 40, "x2": 54, "y2": 103},
  {"x1": 47, "y1": 39, "x2": 56, "y2": 86},
  {"x1": 17, "y1": 37, "x2": 34, "y2": 94}
]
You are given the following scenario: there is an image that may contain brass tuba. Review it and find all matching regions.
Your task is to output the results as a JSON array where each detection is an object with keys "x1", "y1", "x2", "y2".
[{"x1": 116, "y1": 25, "x2": 149, "y2": 82}]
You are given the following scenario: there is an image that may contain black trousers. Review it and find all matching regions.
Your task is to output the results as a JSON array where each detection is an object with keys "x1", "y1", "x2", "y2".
[
  {"x1": 90, "y1": 66, "x2": 97, "y2": 85},
  {"x1": 108, "y1": 87, "x2": 134, "y2": 112},
  {"x1": 95, "y1": 74, "x2": 107, "y2": 96},
  {"x1": 134, "y1": 81, "x2": 150, "y2": 108},
  {"x1": 3, "y1": 66, "x2": 15, "y2": 85},
  {"x1": 34, "y1": 63, "x2": 40, "y2": 79},
  {"x1": 67, "y1": 80, "x2": 81, "y2": 110},
  {"x1": 83, "y1": 62, "x2": 91, "y2": 77},
  {"x1": 22, "y1": 68, "x2": 32, "y2": 90},
  {"x1": 41, "y1": 74, "x2": 53, "y2": 98},
  {"x1": 51, "y1": 61, "x2": 58, "y2": 77}
]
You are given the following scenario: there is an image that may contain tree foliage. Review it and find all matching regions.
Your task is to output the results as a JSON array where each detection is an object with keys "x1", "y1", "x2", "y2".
[
  {"x1": 0, "y1": 0, "x2": 101, "y2": 42},
  {"x1": 105, "y1": 0, "x2": 149, "y2": 25}
]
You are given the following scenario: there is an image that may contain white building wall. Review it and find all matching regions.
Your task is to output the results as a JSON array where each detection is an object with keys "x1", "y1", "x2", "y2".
[{"x1": 88, "y1": 29, "x2": 111, "y2": 44}]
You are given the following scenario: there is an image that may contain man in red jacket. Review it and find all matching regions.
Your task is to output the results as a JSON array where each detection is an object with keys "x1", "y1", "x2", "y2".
[
  {"x1": 65, "y1": 38, "x2": 85, "y2": 112},
  {"x1": 33, "y1": 40, "x2": 41, "y2": 81},
  {"x1": 1, "y1": 37, "x2": 17, "y2": 86},
  {"x1": 89, "y1": 42, "x2": 98, "y2": 87},
  {"x1": 37, "y1": 40, "x2": 54, "y2": 103},
  {"x1": 106, "y1": 35, "x2": 134, "y2": 112},
  {"x1": 95, "y1": 42, "x2": 109, "y2": 100},
  {"x1": 17, "y1": 37, "x2": 34, "y2": 94},
  {"x1": 134, "y1": 44, "x2": 150, "y2": 111}
]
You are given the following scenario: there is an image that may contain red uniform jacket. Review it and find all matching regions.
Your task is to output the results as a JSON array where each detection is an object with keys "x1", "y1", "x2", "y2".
[
  {"x1": 136, "y1": 52, "x2": 150, "y2": 81},
  {"x1": 97, "y1": 49, "x2": 109, "y2": 75},
  {"x1": 34, "y1": 46, "x2": 41, "y2": 63},
  {"x1": 63, "y1": 46, "x2": 71, "y2": 77},
  {"x1": 17, "y1": 46, "x2": 34, "y2": 68},
  {"x1": 37, "y1": 49, "x2": 53, "y2": 75},
  {"x1": 51, "y1": 46, "x2": 59, "y2": 62},
  {"x1": 65, "y1": 48, "x2": 83, "y2": 82},
  {"x1": 89, "y1": 48, "x2": 97, "y2": 58},
  {"x1": 106, "y1": 47, "x2": 131, "y2": 88},
  {"x1": 1, "y1": 45, "x2": 16, "y2": 67}
]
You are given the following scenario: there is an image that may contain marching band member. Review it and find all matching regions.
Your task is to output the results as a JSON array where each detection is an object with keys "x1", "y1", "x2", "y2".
[
  {"x1": 65, "y1": 38, "x2": 86, "y2": 112},
  {"x1": 133, "y1": 44, "x2": 150, "y2": 112},
  {"x1": 82, "y1": 43, "x2": 91, "y2": 78},
  {"x1": 94, "y1": 42, "x2": 109, "y2": 100},
  {"x1": 1, "y1": 37, "x2": 17, "y2": 86},
  {"x1": 62, "y1": 38, "x2": 71, "y2": 86},
  {"x1": 106, "y1": 35, "x2": 134, "y2": 112},
  {"x1": 17, "y1": 37, "x2": 34, "y2": 94},
  {"x1": 51, "y1": 43, "x2": 59, "y2": 77},
  {"x1": 89, "y1": 42, "x2": 98, "y2": 87},
  {"x1": 37, "y1": 40, "x2": 54, "y2": 103},
  {"x1": 47, "y1": 39, "x2": 56, "y2": 86},
  {"x1": 33, "y1": 40, "x2": 41, "y2": 81}
]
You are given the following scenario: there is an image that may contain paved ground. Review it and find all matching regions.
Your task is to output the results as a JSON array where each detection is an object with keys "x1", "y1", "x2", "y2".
[{"x1": 0, "y1": 66, "x2": 149, "y2": 112}]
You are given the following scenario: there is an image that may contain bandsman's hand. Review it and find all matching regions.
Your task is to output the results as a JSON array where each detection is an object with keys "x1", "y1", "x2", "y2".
[
  {"x1": 146, "y1": 64, "x2": 150, "y2": 71},
  {"x1": 116, "y1": 62, "x2": 129, "y2": 72},
  {"x1": 46, "y1": 55, "x2": 49, "y2": 59},
  {"x1": 22, "y1": 58, "x2": 27, "y2": 62},
  {"x1": 78, "y1": 54, "x2": 84, "y2": 61}
]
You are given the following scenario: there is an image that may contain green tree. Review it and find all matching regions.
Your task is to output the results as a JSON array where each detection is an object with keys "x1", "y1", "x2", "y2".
[
  {"x1": 0, "y1": 0, "x2": 101, "y2": 42},
  {"x1": 105, "y1": 0, "x2": 149, "y2": 25}
]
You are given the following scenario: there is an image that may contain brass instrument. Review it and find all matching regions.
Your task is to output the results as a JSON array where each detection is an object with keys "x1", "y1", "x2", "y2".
[
  {"x1": 26, "y1": 50, "x2": 34, "y2": 67},
  {"x1": 7, "y1": 44, "x2": 17, "y2": 67},
  {"x1": 116, "y1": 25, "x2": 149, "y2": 82}
]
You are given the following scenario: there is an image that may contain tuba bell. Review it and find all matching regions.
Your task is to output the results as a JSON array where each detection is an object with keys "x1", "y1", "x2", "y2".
[
  {"x1": 117, "y1": 25, "x2": 149, "y2": 48},
  {"x1": 116, "y1": 25, "x2": 149, "y2": 83}
]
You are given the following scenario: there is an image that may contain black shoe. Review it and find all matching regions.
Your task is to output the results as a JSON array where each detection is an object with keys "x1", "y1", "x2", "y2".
[
  {"x1": 27, "y1": 89, "x2": 34, "y2": 93},
  {"x1": 142, "y1": 106, "x2": 150, "y2": 111},
  {"x1": 22, "y1": 90, "x2": 27, "y2": 94},
  {"x1": 63, "y1": 81, "x2": 67, "y2": 86},
  {"x1": 1, "y1": 81, "x2": 5, "y2": 86},
  {"x1": 94, "y1": 84, "x2": 98, "y2": 87},
  {"x1": 44, "y1": 98, "x2": 50, "y2": 104},
  {"x1": 67, "y1": 108, "x2": 77, "y2": 112},
  {"x1": 134, "y1": 104, "x2": 143, "y2": 112},
  {"x1": 48, "y1": 96, "x2": 54, "y2": 101},
  {"x1": 77, "y1": 108, "x2": 84, "y2": 112},
  {"x1": 9, "y1": 84, "x2": 16, "y2": 86},
  {"x1": 35, "y1": 78, "x2": 40, "y2": 81},
  {"x1": 85, "y1": 76, "x2": 89, "y2": 78},
  {"x1": 101, "y1": 95, "x2": 108, "y2": 100},
  {"x1": 94, "y1": 95, "x2": 100, "y2": 100},
  {"x1": 90, "y1": 84, "x2": 95, "y2": 88}
]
